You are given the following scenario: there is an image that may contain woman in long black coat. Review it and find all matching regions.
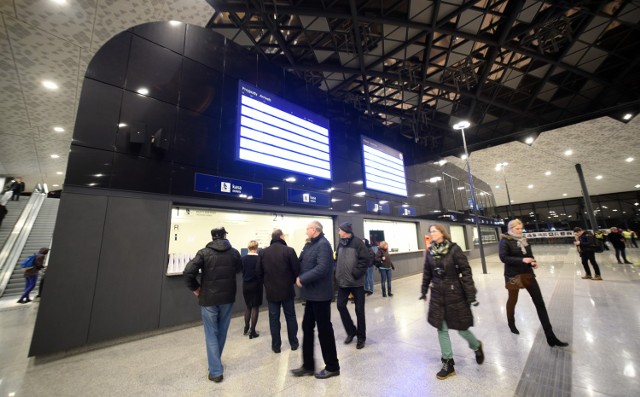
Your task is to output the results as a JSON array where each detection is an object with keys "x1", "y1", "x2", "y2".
[{"x1": 420, "y1": 224, "x2": 483, "y2": 380}]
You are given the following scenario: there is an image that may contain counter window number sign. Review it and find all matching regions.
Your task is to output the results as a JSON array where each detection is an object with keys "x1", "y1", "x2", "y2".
[{"x1": 221, "y1": 182, "x2": 231, "y2": 193}]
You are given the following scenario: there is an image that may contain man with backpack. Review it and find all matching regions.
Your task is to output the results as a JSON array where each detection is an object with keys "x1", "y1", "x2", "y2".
[
  {"x1": 18, "y1": 247, "x2": 50, "y2": 303},
  {"x1": 574, "y1": 228, "x2": 602, "y2": 280}
]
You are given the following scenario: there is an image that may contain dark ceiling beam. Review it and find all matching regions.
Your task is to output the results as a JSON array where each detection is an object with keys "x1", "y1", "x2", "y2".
[
  {"x1": 247, "y1": 0, "x2": 299, "y2": 67},
  {"x1": 212, "y1": 3, "x2": 611, "y2": 87},
  {"x1": 348, "y1": 0, "x2": 372, "y2": 115}
]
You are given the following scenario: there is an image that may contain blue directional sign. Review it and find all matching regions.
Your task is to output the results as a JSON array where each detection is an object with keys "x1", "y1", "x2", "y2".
[
  {"x1": 287, "y1": 188, "x2": 330, "y2": 207},
  {"x1": 366, "y1": 200, "x2": 391, "y2": 214},
  {"x1": 397, "y1": 206, "x2": 416, "y2": 216},
  {"x1": 194, "y1": 173, "x2": 263, "y2": 199}
]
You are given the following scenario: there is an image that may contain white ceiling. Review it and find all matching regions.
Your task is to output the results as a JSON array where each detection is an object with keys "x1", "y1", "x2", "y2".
[{"x1": 1, "y1": 0, "x2": 639, "y2": 206}]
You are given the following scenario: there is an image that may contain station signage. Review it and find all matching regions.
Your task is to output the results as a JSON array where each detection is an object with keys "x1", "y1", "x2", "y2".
[
  {"x1": 287, "y1": 188, "x2": 330, "y2": 207},
  {"x1": 366, "y1": 200, "x2": 391, "y2": 214},
  {"x1": 194, "y1": 173, "x2": 263, "y2": 199},
  {"x1": 397, "y1": 206, "x2": 416, "y2": 216}
]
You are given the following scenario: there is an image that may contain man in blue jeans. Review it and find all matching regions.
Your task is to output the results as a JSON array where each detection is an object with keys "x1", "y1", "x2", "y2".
[
  {"x1": 256, "y1": 229, "x2": 301, "y2": 353},
  {"x1": 184, "y1": 227, "x2": 242, "y2": 383}
]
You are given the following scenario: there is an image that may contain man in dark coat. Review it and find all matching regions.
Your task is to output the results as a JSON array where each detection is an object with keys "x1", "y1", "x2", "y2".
[
  {"x1": 183, "y1": 227, "x2": 242, "y2": 383},
  {"x1": 335, "y1": 222, "x2": 370, "y2": 349},
  {"x1": 291, "y1": 220, "x2": 340, "y2": 379},
  {"x1": 256, "y1": 229, "x2": 301, "y2": 353},
  {"x1": 608, "y1": 227, "x2": 632, "y2": 264}
]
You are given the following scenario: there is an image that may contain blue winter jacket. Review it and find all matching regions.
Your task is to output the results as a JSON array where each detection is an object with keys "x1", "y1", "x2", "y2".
[{"x1": 298, "y1": 233, "x2": 334, "y2": 301}]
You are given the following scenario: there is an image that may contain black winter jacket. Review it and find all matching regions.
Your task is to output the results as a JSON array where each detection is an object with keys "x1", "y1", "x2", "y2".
[
  {"x1": 183, "y1": 239, "x2": 242, "y2": 306},
  {"x1": 421, "y1": 243, "x2": 476, "y2": 330},
  {"x1": 256, "y1": 239, "x2": 300, "y2": 302},
  {"x1": 577, "y1": 232, "x2": 598, "y2": 254},
  {"x1": 335, "y1": 236, "x2": 369, "y2": 288},
  {"x1": 498, "y1": 234, "x2": 536, "y2": 281},
  {"x1": 298, "y1": 233, "x2": 334, "y2": 301}
]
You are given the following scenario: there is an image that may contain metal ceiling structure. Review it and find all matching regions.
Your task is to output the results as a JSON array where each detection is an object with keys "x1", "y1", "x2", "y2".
[{"x1": 204, "y1": 0, "x2": 640, "y2": 157}]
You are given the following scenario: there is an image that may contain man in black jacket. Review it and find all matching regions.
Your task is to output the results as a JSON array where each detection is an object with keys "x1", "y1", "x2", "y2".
[
  {"x1": 574, "y1": 227, "x2": 602, "y2": 280},
  {"x1": 335, "y1": 222, "x2": 370, "y2": 349},
  {"x1": 183, "y1": 227, "x2": 242, "y2": 383},
  {"x1": 256, "y1": 229, "x2": 301, "y2": 353}
]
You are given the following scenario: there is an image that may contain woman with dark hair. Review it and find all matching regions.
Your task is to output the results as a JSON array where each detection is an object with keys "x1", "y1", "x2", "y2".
[
  {"x1": 374, "y1": 241, "x2": 394, "y2": 297},
  {"x1": 499, "y1": 219, "x2": 568, "y2": 347},
  {"x1": 420, "y1": 224, "x2": 483, "y2": 380},
  {"x1": 241, "y1": 240, "x2": 262, "y2": 338}
]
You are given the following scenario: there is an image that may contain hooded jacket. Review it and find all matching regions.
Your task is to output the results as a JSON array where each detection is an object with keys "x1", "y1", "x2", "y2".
[
  {"x1": 335, "y1": 235, "x2": 369, "y2": 288},
  {"x1": 183, "y1": 239, "x2": 242, "y2": 306},
  {"x1": 256, "y1": 239, "x2": 300, "y2": 302}
]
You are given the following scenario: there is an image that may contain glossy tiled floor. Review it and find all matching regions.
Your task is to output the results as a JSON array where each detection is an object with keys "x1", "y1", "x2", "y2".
[{"x1": 1, "y1": 245, "x2": 638, "y2": 397}]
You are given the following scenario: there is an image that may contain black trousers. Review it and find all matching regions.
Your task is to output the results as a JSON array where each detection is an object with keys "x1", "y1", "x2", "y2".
[
  {"x1": 614, "y1": 246, "x2": 630, "y2": 263},
  {"x1": 506, "y1": 278, "x2": 555, "y2": 338},
  {"x1": 337, "y1": 286, "x2": 366, "y2": 341},
  {"x1": 580, "y1": 251, "x2": 601, "y2": 276},
  {"x1": 301, "y1": 300, "x2": 339, "y2": 372}
]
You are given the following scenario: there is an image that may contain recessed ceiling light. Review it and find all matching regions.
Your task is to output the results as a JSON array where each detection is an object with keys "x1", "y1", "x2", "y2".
[
  {"x1": 94, "y1": 174, "x2": 104, "y2": 177},
  {"x1": 284, "y1": 177, "x2": 296, "y2": 182},
  {"x1": 51, "y1": 0, "x2": 67, "y2": 4},
  {"x1": 438, "y1": 160, "x2": 447, "y2": 166},
  {"x1": 353, "y1": 180, "x2": 363, "y2": 185},
  {"x1": 495, "y1": 185, "x2": 500, "y2": 189},
  {"x1": 42, "y1": 80, "x2": 59, "y2": 90},
  {"x1": 414, "y1": 193, "x2": 425, "y2": 197},
  {"x1": 87, "y1": 182, "x2": 98, "y2": 187},
  {"x1": 564, "y1": 149, "x2": 573, "y2": 156},
  {"x1": 347, "y1": 210, "x2": 356, "y2": 213},
  {"x1": 331, "y1": 198, "x2": 341, "y2": 202},
  {"x1": 635, "y1": 184, "x2": 640, "y2": 188},
  {"x1": 118, "y1": 123, "x2": 127, "y2": 128},
  {"x1": 50, "y1": 154, "x2": 60, "y2": 159},
  {"x1": 510, "y1": 200, "x2": 514, "y2": 203},
  {"x1": 528, "y1": 184, "x2": 533, "y2": 189},
  {"x1": 563, "y1": 193, "x2": 567, "y2": 196},
  {"x1": 56, "y1": 171, "x2": 64, "y2": 175},
  {"x1": 623, "y1": 113, "x2": 633, "y2": 120},
  {"x1": 402, "y1": 204, "x2": 409, "y2": 207},
  {"x1": 461, "y1": 154, "x2": 468, "y2": 160},
  {"x1": 352, "y1": 204, "x2": 361, "y2": 207},
  {"x1": 596, "y1": 175, "x2": 603, "y2": 180},
  {"x1": 545, "y1": 171, "x2": 551, "y2": 176},
  {"x1": 270, "y1": 186, "x2": 279, "y2": 190},
  {"x1": 136, "y1": 87, "x2": 149, "y2": 95},
  {"x1": 525, "y1": 137, "x2": 534, "y2": 145},
  {"x1": 379, "y1": 200, "x2": 388, "y2": 204},
  {"x1": 169, "y1": 20, "x2": 181, "y2": 26},
  {"x1": 52, "y1": 184, "x2": 60, "y2": 187},
  {"x1": 626, "y1": 157, "x2": 634, "y2": 162},
  {"x1": 355, "y1": 192, "x2": 366, "y2": 196},
  {"x1": 53, "y1": 126, "x2": 65, "y2": 132}
]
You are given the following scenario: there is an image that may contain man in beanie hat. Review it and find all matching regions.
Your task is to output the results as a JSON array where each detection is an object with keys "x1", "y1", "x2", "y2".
[
  {"x1": 335, "y1": 222, "x2": 370, "y2": 349},
  {"x1": 184, "y1": 226, "x2": 242, "y2": 383}
]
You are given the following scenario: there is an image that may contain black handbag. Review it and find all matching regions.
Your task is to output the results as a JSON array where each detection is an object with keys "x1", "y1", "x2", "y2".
[{"x1": 505, "y1": 273, "x2": 534, "y2": 290}]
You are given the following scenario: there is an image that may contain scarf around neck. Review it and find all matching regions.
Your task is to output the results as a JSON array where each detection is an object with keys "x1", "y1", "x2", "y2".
[
  {"x1": 429, "y1": 240, "x2": 451, "y2": 259},
  {"x1": 508, "y1": 231, "x2": 529, "y2": 254}
]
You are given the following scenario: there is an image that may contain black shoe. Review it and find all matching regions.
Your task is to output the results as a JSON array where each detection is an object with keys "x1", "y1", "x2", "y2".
[
  {"x1": 344, "y1": 334, "x2": 355, "y2": 344},
  {"x1": 272, "y1": 346, "x2": 281, "y2": 353},
  {"x1": 474, "y1": 341, "x2": 484, "y2": 364},
  {"x1": 291, "y1": 367, "x2": 314, "y2": 377},
  {"x1": 365, "y1": 291, "x2": 373, "y2": 296},
  {"x1": 243, "y1": 325, "x2": 249, "y2": 335},
  {"x1": 436, "y1": 358, "x2": 455, "y2": 380},
  {"x1": 314, "y1": 369, "x2": 340, "y2": 379},
  {"x1": 388, "y1": 292, "x2": 393, "y2": 297},
  {"x1": 25, "y1": 298, "x2": 32, "y2": 302},
  {"x1": 508, "y1": 324, "x2": 520, "y2": 335},
  {"x1": 291, "y1": 343, "x2": 299, "y2": 351},
  {"x1": 17, "y1": 299, "x2": 25, "y2": 304},
  {"x1": 249, "y1": 331, "x2": 259, "y2": 339},
  {"x1": 547, "y1": 336, "x2": 569, "y2": 347},
  {"x1": 624, "y1": 261, "x2": 633, "y2": 264},
  {"x1": 208, "y1": 373, "x2": 223, "y2": 383},
  {"x1": 382, "y1": 292, "x2": 387, "y2": 297},
  {"x1": 356, "y1": 339, "x2": 365, "y2": 349}
]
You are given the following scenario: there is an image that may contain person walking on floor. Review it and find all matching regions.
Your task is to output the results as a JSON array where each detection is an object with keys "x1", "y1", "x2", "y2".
[
  {"x1": 608, "y1": 227, "x2": 632, "y2": 264},
  {"x1": 17, "y1": 247, "x2": 49, "y2": 304},
  {"x1": 241, "y1": 240, "x2": 262, "y2": 339},
  {"x1": 183, "y1": 227, "x2": 242, "y2": 383},
  {"x1": 375, "y1": 241, "x2": 395, "y2": 297},
  {"x1": 499, "y1": 219, "x2": 569, "y2": 347},
  {"x1": 574, "y1": 227, "x2": 603, "y2": 280},
  {"x1": 363, "y1": 239, "x2": 375, "y2": 296},
  {"x1": 10, "y1": 177, "x2": 25, "y2": 201},
  {"x1": 420, "y1": 224, "x2": 484, "y2": 380},
  {"x1": 256, "y1": 229, "x2": 301, "y2": 353},
  {"x1": 335, "y1": 222, "x2": 370, "y2": 350},
  {"x1": 291, "y1": 220, "x2": 340, "y2": 379}
]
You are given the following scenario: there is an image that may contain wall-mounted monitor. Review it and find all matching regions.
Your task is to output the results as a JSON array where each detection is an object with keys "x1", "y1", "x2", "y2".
[
  {"x1": 361, "y1": 136, "x2": 407, "y2": 197},
  {"x1": 236, "y1": 81, "x2": 332, "y2": 180}
]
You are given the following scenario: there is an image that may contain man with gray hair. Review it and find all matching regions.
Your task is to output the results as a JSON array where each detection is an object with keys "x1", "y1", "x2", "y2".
[{"x1": 291, "y1": 221, "x2": 340, "y2": 379}]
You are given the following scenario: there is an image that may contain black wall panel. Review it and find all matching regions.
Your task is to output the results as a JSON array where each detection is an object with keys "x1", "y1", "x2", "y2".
[
  {"x1": 29, "y1": 193, "x2": 108, "y2": 356},
  {"x1": 84, "y1": 31, "x2": 132, "y2": 88},
  {"x1": 73, "y1": 79, "x2": 122, "y2": 150},
  {"x1": 87, "y1": 197, "x2": 171, "y2": 344},
  {"x1": 133, "y1": 21, "x2": 186, "y2": 54}
]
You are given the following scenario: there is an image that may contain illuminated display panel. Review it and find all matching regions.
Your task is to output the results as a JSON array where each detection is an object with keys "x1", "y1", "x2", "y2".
[
  {"x1": 361, "y1": 136, "x2": 407, "y2": 197},
  {"x1": 237, "y1": 81, "x2": 332, "y2": 180}
]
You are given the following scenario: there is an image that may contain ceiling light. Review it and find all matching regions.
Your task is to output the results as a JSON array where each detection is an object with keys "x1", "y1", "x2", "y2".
[
  {"x1": 50, "y1": 154, "x2": 60, "y2": 159},
  {"x1": 52, "y1": 184, "x2": 60, "y2": 187},
  {"x1": 169, "y1": 20, "x2": 181, "y2": 26},
  {"x1": 414, "y1": 193, "x2": 425, "y2": 197},
  {"x1": 353, "y1": 180, "x2": 363, "y2": 185},
  {"x1": 438, "y1": 160, "x2": 447, "y2": 166},
  {"x1": 402, "y1": 204, "x2": 409, "y2": 207},
  {"x1": 452, "y1": 121, "x2": 470, "y2": 130},
  {"x1": 525, "y1": 137, "x2": 535, "y2": 145},
  {"x1": 564, "y1": 149, "x2": 573, "y2": 156},
  {"x1": 379, "y1": 200, "x2": 388, "y2": 204},
  {"x1": 51, "y1": 0, "x2": 67, "y2": 4},
  {"x1": 623, "y1": 113, "x2": 633, "y2": 120},
  {"x1": 53, "y1": 126, "x2": 65, "y2": 132},
  {"x1": 284, "y1": 177, "x2": 296, "y2": 182},
  {"x1": 270, "y1": 186, "x2": 279, "y2": 190},
  {"x1": 460, "y1": 154, "x2": 467, "y2": 160},
  {"x1": 563, "y1": 193, "x2": 567, "y2": 196},
  {"x1": 429, "y1": 177, "x2": 442, "y2": 183},
  {"x1": 42, "y1": 80, "x2": 59, "y2": 90},
  {"x1": 327, "y1": 187, "x2": 335, "y2": 192},
  {"x1": 595, "y1": 175, "x2": 603, "y2": 180},
  {"x1": 352, "y1": 204, "x2": 361, "y2": 207},
  {"x1": 94, "y1": 174, "x2": 104, "y2": 177},
  {"x1": 56, "y1": 171, "x2": 64, "y2": 175},
  {"x1": 136, "y1": 87, "x2": 149, "y2": 95},
  {"x1": 528, "y1": 184, "x2": 533, "y2": 189},
  {"x1": 87, "y1": 182, "x2": 97, "y2": 187},
  {"x1": 626, "y1": 157, "x2": 634, "y2": 162},
  {"x1": 355, "y1": 192, "x2": 366, "y2": 196},
  {"x1": 635, "y1": 184, "x2": 640, "y2": 188},
  {"x1": 510, "y1": 200, "x2": 514, "y2": 203},
  {"x1": 118, "y1": 123, "x2": 127, "y2": 128},
  {"x1": 495, "y1": 185, "x2": 500, "y2": 189},
  {"x1": 545, "y1": 171, "x2": 551, "y2": 176},
  {"x1": 331, "y1": 198, "x2": 341, "y2": 202},
  {"x1": 347, "y1": 210, "x2": 356, "y2": 213}
]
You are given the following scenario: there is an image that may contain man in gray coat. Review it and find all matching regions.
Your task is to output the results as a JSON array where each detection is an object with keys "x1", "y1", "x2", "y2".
[
  {"x1": 335, "y1": 222, "x2": 370, "y2": 349},
  {"x1": 183, "y1": 227, "x2": 242, "y2": 383}
]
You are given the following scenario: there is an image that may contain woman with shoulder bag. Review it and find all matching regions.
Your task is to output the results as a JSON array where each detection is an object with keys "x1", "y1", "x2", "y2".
[
  {"x1": 499, "y1": 219, "x2": 568, "y2": 347},
  {"x1": 375, "y1": 241, "x2": 395, "y2": 297},
  {"x1": 420, "y1": 224, "x2": 484, "y2": 380}
]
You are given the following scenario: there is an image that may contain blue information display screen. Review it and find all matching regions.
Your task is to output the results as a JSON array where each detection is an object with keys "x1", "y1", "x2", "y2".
[
  {"x1": 237, "y1": 81, "x2": 332, "y2": 180},
  {"x1": 361, "y1": 136, "x2": 407, "y2": 197}
]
